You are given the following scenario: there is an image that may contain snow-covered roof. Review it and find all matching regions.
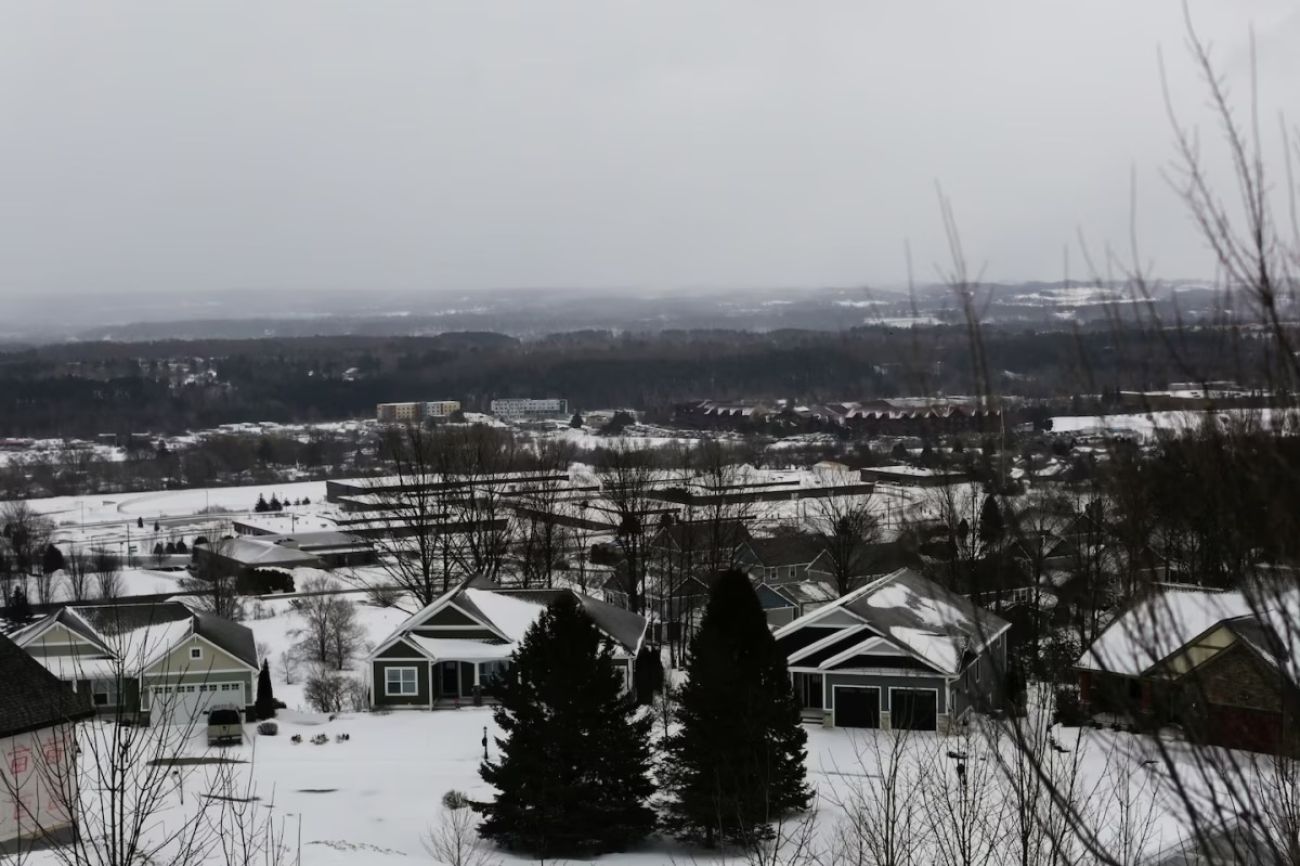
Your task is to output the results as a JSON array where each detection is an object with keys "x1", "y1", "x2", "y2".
[
  {"x1": 371, "y1": 579, "x2": 647, "y2": 663},
  {"x1": 1077, "y1": 581, "x2": 1300, "y2": 681},
  {"x1": 776, "y1": 568, "x2": 1010, "y2": 675},
  {"x1": 1076, "y1": 587, "x2": 1252, "y2": 676},
  {"x1": 208, "y1": 537, "x2": 324, "y2": 567},
  {"x1": 408, "y1": 636, "x2": 515, "y2": 662}
]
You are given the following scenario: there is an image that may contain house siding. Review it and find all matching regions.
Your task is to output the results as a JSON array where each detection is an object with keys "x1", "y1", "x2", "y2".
[
  {"x1": 145, "y1": 636, "x2": 251, "y2": 679},
  {"x1": 373, "y1": 660, "x2": 430, "y2": 707},
  {"x1": 426, "y1": 607, "x2": 480, "y2": 627},
  {"x1": 375, "y1": 639, "x2": 424, "y2": 660},
  {"x1": 823, "y1": 672, "x2": 949, "y2": 714},
  {"x1": 0, "y1": 723, "x2": 79, "y2": 848},
  {"x1": 410, "y1": 627, "x2": 500, "y2": 641},
  {"x1": 77, "y1": 677, "x2": 143, "y2": 716},
  {"x1": 1195, "y1": 643, "x2": 1283, "y2": 713},
  {"x1": 951, "y1": 640, "x2": 1006, "y2": 719}
]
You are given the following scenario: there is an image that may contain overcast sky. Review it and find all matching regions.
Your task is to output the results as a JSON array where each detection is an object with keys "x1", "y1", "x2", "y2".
[{"x1": 1, "y1": 1, "x2": 1297, "y2": 299}]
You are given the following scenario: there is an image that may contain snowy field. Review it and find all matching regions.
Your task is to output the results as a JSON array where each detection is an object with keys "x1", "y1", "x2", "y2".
[
  {"x1": 1050, "y1": 408, "x2": 1298, "y2": 441},
  {"x1": 23, "y1": 706, "x2": 1226, "y2": 866}
]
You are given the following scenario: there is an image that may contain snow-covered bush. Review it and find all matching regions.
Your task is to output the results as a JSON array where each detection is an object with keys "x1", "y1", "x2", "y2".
[{"x1": 257, "y1": 721, "x2": 278, "y2": 736}]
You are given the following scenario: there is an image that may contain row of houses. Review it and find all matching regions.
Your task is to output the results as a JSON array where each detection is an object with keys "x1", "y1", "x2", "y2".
[{"x1": 675, "y1": 399, "x2": 1003, "y2": 437}]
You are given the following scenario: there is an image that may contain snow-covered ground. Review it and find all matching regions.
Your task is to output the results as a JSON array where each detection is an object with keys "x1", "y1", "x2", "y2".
[
  {"x1": 24, "y1": 704, "x2": 1228, "y2": 866},
  {"x1": 1051, "y1": 408, "x2": 1299, "y2": 441}
]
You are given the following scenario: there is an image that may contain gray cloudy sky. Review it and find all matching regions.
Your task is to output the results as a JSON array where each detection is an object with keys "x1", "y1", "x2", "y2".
[{"x1": 1, "y1": 1, "x2": 1297, "y2": 298}]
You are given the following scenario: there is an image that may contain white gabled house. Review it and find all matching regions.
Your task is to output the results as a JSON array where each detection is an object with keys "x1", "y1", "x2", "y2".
[
  {"x1": 8, "y1": 602, "x2": 259, "y2": 726},
  {"x1": 775, "y1": 568, "x2": 1010, "y2": 732},
  {"x1": 366, "y1": 581, "x2": 648, "y2": 709}
]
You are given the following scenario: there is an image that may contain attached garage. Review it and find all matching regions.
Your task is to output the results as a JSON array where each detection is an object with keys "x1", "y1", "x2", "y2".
[
  {"x1": 150, "y1": 681, "x2": 247, "y2": 726},
  {"x1": 1206, "y1": 704, "x2": 1282, "y2": 754},
  {"x1": 891, "y1": 689, "x2": 939, "y2": 731},
  {"x1": 833, "y1": 686, "x2": 881, "y2": 728}
]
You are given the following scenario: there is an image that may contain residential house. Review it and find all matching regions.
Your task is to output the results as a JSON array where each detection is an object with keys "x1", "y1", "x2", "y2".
[
  {"x1": 193, "y1": 531, "x2": 375, "y2": 579},
  {"x1": 0, "y1": 634, "x2": 93, "y2": 852},
  {"x1": 367, "y1": 582, "x2": 646, "y2": 710},
  {"x1": 9, "y1": 603, "x2": 259, "y2": 726},
  {"x1": 744, "y1": 533, "x2": 827, "y2": 584},
  {"x1": 776, "y1": 568, "x2": 1010, "y2": 731},
  {"x1": 1076, "y1": 582, "x2": 1300, "y2": 754}
]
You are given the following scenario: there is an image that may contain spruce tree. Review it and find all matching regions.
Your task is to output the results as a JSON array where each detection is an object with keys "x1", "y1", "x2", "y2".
[
  {"x1": 978, "y1": 493, "x2": 1004, "y2": 551},
  {"x1": 478, "y1": 593, "x2": 655, "y2": 857},
  {"x1": 664, "y1": 570, "x2": 810, "y2": 846},
  {"x1": 255, "y1": 659, "x2": 278, "y2": 719},
  {"x1": 42, "y1": 544, "x2": 65, "y2": 575}
]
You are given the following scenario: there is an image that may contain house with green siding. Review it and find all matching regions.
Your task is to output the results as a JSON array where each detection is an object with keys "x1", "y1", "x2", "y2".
[
  {"x1": 8, "y1": 603, "x2": 259, "y2": 727},
  {"x1": 776, "y1": 568, "x2": 1009, "y2": 732},
  {"x1": 367, "y1": 581, "x2": 647, "y2": 710}
]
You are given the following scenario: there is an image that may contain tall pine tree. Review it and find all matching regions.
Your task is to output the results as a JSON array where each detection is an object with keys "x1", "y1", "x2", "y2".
[
  {"x1": 255, "y1": 659, "x2": 278, "y2": 720},
  {"x1": 664, "y1": 570, "x2": 810, "y2": 846},
  {"x1": 478, "y1": 592, "x2": 655, "y2": 857}
]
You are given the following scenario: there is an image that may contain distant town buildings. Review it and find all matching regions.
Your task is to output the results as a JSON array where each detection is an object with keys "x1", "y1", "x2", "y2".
[
  {"x1": 376, "y1": 401, "x2": 461, "y2": 424},
  {"x1": 490, "y1": 398, "x2": 568, "y2": 419}
]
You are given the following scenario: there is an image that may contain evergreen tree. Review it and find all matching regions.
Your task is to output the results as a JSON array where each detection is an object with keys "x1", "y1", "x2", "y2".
[
  {"x1": 978, "y1": 493, "x2": 1004, "y2": 550},
  {"x1": 42, "y1": 544, "x2": 65, "y2": 575},
  {"x1": 137, "y1": 516, "x2": 144, "y2": 529},
  {"x1": 255, "y1": 659, "x2": 278, "y2": 719},
  {"x1": 7, "y1": 586, "x2": 32, "y2": 622},
  {"x1": 570, "y1": 413, "x2": 584, "y2": 429},
  {"x1": 478, "y1": 593, "x2": 655, "y2": 857},
  {"x1": 663, "y1": 570, "x2": 810, "y2": 846},
  {"x1": 175, "y1": 539, "x2": 187, "y2": 554},
  {"x1": 633, "y1": 642, "x2": 664, "y2": 706},
  {"x1": 254, "y1": 494, "x2": 269, "y2": 513},
  {"x1": 154, "y1": 520, "x2": 160, "y2": 532}
]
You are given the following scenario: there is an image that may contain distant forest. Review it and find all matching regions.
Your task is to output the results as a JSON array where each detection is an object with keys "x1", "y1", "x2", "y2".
[{"x1": 0, "y1": 325, "x2": 1272, "y2": 438}]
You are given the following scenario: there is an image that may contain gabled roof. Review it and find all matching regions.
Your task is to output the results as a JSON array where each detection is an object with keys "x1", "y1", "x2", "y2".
[
  {"x1": 204, "y1": 537, "x2": 324, "y2": 567},
  {"x1": 654, "y1": 520, "x2": 753, "y2": 553},
  {"x1": 0, "y1": 633, "x2": 94, "y2": 739},
  {"x1": 15, "y1": 602, "x2": 258, "y2": 676},
  {"x1": 370, "y1": 579, "x2": 648, "y2": 661},
  {"x1": 1078, "y1": 581, "x2": 1300, "y2": 684},
  {"x1": 748, "y1": 534, "x2": 827, "y2": 568},
  {"x1": 775, "y1": 568, "x2": 1010, "y2": 676},
  {"x1": 1075, "y1": 587, "x2": 1253, "y2": 677}
]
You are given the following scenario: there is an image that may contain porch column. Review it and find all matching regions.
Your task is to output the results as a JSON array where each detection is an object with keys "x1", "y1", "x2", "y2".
[{"x1": 474, "y1": 663, "x2": 481, "y2": 687}]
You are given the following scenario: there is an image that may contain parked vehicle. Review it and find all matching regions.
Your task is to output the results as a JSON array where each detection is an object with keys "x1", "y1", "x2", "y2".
[{"x1": 207, "y1": 704, "x2": 244, "y2": 747}]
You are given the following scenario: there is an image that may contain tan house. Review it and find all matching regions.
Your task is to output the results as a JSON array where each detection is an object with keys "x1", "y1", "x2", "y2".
[{"x1": 9, "y1": 603, "x2": 259, "y2": 727}]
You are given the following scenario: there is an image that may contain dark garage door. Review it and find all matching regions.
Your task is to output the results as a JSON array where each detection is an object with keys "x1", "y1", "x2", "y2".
[
  {"x1": 891, "y1": 690, "x2": 938, "y2": 731},
  {"x1": 835, "y1": 687, "x2": 880, "y2": 728}
]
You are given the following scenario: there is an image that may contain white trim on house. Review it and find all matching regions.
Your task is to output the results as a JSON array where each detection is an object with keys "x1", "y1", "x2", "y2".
[
  {"x1": 886, "y1": 686, "x2": 941, "y2": 731},
  {"x1": 787, "y1": 625, "x2": 870, "y2": 665},
  {"x1": 830, "y1": 683, "x2": 881, "y2": 728},
  {"x1": 772, "y1": 573, "x2": 895, "y2": 638},
  {"x1": 789, "y1": 664, "x2": 940, "y2": 679},
  {"x1": 384, "y1": 666, "x2": 420, "y2": 697},
  {"x1": 143, "y1": 633, "x2": 257, "y2": 678},
  {"x1": 819, "y1": 635, "x2": 914, "y2": 671}
]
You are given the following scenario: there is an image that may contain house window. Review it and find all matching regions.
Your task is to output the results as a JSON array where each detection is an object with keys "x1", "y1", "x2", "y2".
[
  {"x1": 190, "y1": 647, "x2": 203, "y2": 660},
  {"x1": 91, "y1": 678, "x2": 119, "y2": 707},
  {"x1": 385, "y1": 667, "x2": 419, "y2": 697}
]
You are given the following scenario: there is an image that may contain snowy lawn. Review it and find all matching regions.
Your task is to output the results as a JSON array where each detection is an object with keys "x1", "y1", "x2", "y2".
[{"x1": 25, "y1": 709, "x2": 1231, "y2": 866}]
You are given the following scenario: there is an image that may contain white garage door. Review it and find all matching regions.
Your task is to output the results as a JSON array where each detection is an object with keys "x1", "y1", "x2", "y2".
[{"x1": 151, "y1": 681, "x2": 245, "y2": 726}]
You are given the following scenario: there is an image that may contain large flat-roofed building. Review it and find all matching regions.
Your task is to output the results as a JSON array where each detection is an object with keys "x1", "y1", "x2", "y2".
[
  {"x1": 490, "y1": 398, "x2": 568, "y2": 419},
  {"x1": 376, "y1": 401, "x2": 461, "y2": 424}
]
